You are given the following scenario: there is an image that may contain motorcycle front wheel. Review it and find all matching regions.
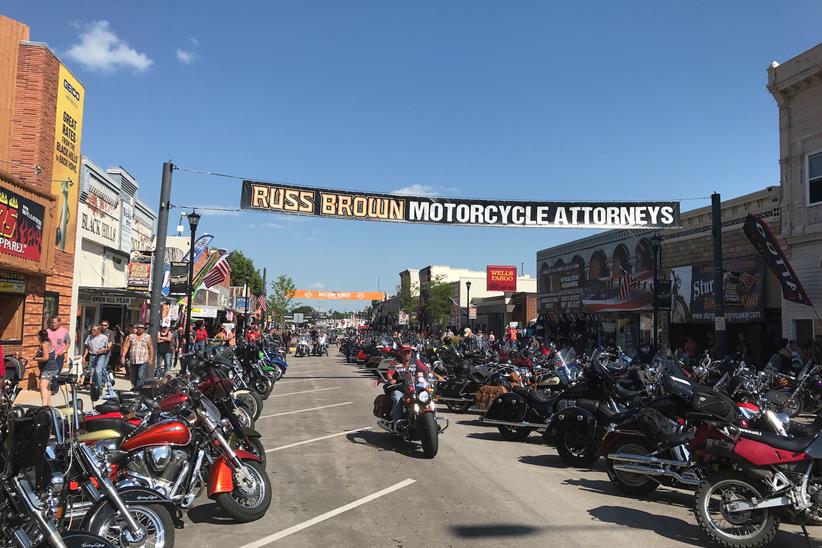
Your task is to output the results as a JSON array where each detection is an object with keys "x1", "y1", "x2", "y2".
[
  {"x1": 694, "y1": 471, "x2": 779, "y2": 547},
  {"x1": 215, "y1": 461, "x2": 272, "y2": 523},
  {"x1": 88, "y1": 502, "x2": 174, "y2": 548},
  {"x1": 419, "y1": 413, "x2": 439, "y2": 458},
  {"x1": 234, "y1": 391, "x2": 263, "y2": 420}
]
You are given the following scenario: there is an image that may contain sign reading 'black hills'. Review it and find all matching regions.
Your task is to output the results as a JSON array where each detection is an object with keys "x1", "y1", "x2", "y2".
[{"x1": 240, "y1": 180, "x2": 680, "y2": 229}]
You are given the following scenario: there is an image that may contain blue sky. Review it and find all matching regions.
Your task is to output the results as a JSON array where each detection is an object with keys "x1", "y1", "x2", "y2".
[{"x1": 5, "y1": 1, "x2": 821, "y2": 311}]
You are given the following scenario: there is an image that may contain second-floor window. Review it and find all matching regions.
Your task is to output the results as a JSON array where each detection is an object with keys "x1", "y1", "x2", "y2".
[{"x1": 809, "y1": 151, "x2": 822, "y2": 205}]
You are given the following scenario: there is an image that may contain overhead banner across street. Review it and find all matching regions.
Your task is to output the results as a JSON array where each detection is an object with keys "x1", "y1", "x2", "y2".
[{"x1": 240, "y1": 180, "x2": 681, "y2": 229}]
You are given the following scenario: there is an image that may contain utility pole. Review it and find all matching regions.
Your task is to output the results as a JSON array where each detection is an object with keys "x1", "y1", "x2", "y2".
[
  {"x1": 262, "y1": 267, "x2": 267, "y2": 327},
  {"x1": 148, "y1": 162, "x2": 173, "y2": 362},
  {"x1": 711, "y1": 192, "x2": 726, "y2": 357}
]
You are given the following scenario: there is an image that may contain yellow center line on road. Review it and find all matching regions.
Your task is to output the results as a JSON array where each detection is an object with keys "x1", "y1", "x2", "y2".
[{"x1": 238, "y1": 478, "x2": 416, "y2": 547}]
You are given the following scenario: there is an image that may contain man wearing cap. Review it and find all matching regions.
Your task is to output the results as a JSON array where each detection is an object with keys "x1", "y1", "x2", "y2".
[
  {"x1": 121, "y1": 323, "x2": 154, "y2": 388},
  {"x1": 385, "y1": 344, "x2": 430, "y2": 431}
]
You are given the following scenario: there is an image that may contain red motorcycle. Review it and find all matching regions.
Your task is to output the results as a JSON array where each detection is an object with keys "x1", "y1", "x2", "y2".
[
  {"x1": 691, "y1": 420, "x2": 821, "y2": 547},
  {"x1": 93, "y1": 384, "x2": 271, "y2": 523}
]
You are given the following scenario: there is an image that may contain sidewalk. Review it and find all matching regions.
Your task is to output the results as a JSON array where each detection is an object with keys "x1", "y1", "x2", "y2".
[{"x1": 14, "y1": 368, "x2": 139, "y2": 410}]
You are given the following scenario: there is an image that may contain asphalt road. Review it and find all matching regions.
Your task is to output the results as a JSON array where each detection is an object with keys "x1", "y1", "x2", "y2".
[{"x1": 174, "y1": 351, "x2": 820, "y2": 548}]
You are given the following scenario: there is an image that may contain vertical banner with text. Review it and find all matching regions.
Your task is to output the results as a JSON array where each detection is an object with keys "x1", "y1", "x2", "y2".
[{"x1": 52, "y1": 64, "x2": 85, "y2": 253}]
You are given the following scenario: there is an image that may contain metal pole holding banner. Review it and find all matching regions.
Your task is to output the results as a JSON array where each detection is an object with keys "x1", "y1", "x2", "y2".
[
  {"x1": 185, "y1": 211, "x2": 200, "y2": 356},
  {"x1": 149, "y1": 162, "x2": 173, "y2": 361},
  {"x1": 711, "y1": 193, "x2": 726, "y2": 357},
  {"x1": 243, "y1": 283, "x2": 249, "y2": 336}
]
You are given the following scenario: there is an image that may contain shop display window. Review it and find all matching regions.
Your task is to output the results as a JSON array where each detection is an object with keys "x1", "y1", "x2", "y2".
[
  {"x1": 0, "y1": 295, "x2": 25, "y2": 344},
  {"x1": 809, "y1": 151, "x2": 822, "y2": 205}
]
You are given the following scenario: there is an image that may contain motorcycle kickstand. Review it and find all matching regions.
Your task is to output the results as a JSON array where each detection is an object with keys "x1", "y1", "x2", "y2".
[{"x1": 800, "y1": 524, "x2": 812, "y2": 548}]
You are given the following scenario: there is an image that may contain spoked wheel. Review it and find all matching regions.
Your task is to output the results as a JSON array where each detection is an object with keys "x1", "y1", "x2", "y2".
[
  {"x1": 230, "y1": 434, "x2": 267, "y2": 468},
  {"x1": 89, "y1": 503, "x2": 174, "y2": 548},
  {"x1": 215, "y1": 461, "x2": 272, "y2": 523},
  {"x1": 694, "y1": 471, "x2": 779, "y2": 547},
  {"x1": 606, "y1": 439, "x2": 660, "y2": 496},
  {"x1": 233, "y1": 406, "x2": 254, "y2": 429},
  {"x1": 253, "y1": 377, "x2": 273, "y2": 400}
]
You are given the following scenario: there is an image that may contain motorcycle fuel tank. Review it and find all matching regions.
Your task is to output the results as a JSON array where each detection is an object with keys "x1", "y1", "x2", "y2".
[
  {"x1": 120, "y1": 420, "x2": 192, "y2": 451},
  {"x1": 159, "y1": 392, "x2": 190, "y2": 411}
]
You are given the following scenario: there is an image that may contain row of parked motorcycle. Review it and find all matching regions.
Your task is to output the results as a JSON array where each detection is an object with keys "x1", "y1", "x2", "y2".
[
  {"x1": 0, "y1": 334, "x2": 290, "y2": 548},
  {"x1": 345, "y1": 332, "x2": 822, "y2": 547}
]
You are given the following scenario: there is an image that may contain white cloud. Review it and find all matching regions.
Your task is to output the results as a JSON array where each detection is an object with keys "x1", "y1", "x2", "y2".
[
  {"x1": 176, "y1": 49, "x2": 196, "y2": 64},
  {"x1": 189, "y1": 37, "x2": 201, "y2": 46},
  {"x1": 391, "y1": 184, "x2": 441, "y2": 197},
  {"x1": 309, "y1": 282, "x2": 326, "y2": 289},
  {"x1": 65, "y1": 21, "x2": 153, "y2": 73}
]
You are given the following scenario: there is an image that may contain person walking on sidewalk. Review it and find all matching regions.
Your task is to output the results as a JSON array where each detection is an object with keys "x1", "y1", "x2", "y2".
[
  {"x1": 193, "y1": 323, "x2": 208, "y2": 354},
  {"x1": 33, "y1": 329, "x2": 59, "y2": 406},
  {"x1": 84, "y1": 324, "x2": 112, "y2": 401},
  {"x1": 100, "y1": 320, "x2": 114, "y2": 377},
  {"x1": 121, "y1": 324, "x2": 154, "y2": 388},
  {"x1": 47, "y1": 316, "x2": 71, "y2": 373},
  {"x1": 156, "y1": 323, "x2": 173, "y2": 377}
]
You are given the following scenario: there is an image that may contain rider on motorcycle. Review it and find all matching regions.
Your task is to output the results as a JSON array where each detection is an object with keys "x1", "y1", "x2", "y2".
[{"x1": 386, "y1": 344, "x2": 429, "y2": 431}]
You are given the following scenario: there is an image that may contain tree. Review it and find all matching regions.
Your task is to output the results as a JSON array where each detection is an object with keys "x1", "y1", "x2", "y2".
[
  {"x1": 268, "y1": 274, "x2": 296, "y2": 324},
  {"x1": 227, "y1": 250, "x2": 264, "y2": 295},
  {"x1": 291, "y1": 305, "x2": 316, "y2": 315},
  {"x1": 397, "y1": 280, "x2": 419, "y2": 326},
  {"x1": 421, "y1": 276, "x2": 453, "y2": 327}
]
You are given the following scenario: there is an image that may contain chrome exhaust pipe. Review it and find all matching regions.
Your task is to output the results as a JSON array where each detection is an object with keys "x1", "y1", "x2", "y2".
[
  {"x1": 608, "y1": 452, "x2": 688, "y2": 468},
  {"x1": 480, "y1": 418, "x2": 546, "y2": 429},
  {"x1": 610, "y1": 462, "x2": 701, "y2": 486},
  {"x1": 436, "y1": 396, "x2": 474, "y2": 403}
]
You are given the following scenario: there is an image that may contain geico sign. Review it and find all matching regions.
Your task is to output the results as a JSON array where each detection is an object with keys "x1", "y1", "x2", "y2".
[{"x1": 64, "y1": 79, "x2": 81, "y2": 101}]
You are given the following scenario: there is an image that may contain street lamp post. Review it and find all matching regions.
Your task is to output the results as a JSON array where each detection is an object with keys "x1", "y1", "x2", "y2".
[
  {"x1": 651, "y1": 235, "x2": 660, "y2": 347},
  {"x1": 465, "y1": 281, "x2": 472, "y2": 330},
  {"x1": 185, "y1": 210, "x2": 200, "y2": 357}
]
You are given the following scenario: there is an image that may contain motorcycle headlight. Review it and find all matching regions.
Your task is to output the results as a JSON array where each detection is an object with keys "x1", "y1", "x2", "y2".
[{"x1": 418, "y1": 390, "x2": 431, "y2": 404}]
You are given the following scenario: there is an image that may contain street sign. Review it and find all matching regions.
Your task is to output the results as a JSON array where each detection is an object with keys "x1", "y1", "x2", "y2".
[
  {"x1": 234, "y1": 297, "x2": 249, "y2": 309},
  {"x1": 293, "y1": 312, "x2": 305, "y2": 324},
  {"x1": 398, "y1": 310, "x2": 409, "y2": 325}
]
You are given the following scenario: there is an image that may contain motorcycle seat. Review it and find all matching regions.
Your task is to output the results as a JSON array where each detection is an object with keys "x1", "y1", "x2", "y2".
[
  {"x1": 659, "y1": 430, "x2": 693, "y2": 446},
  {"x1": 95, "y1": 400, "x2": 124, "y2": 414},
  {"x1": 738, "y1": 430, "x2": 814, "y2": 453}
]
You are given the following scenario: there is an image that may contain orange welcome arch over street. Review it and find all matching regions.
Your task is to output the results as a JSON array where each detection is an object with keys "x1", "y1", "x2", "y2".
[{"x1": 292, "y1": 290, "x2": 385, "y2": 301}]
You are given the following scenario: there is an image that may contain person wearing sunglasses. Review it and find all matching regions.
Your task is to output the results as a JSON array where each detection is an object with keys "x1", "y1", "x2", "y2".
[{"x1": 120, "y1": 323, "x2": 154, "y2": 388}]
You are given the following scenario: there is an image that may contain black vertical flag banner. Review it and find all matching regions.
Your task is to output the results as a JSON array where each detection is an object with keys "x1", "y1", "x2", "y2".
[
  {"x1": 743, "y1": 214, "x2": 813, "y2": 306},
  {"x1": 239, "y1": 180, "x2": 681, "y2": 229}
]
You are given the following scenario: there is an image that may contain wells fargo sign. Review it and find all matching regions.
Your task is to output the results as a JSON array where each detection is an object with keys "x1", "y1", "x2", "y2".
[
  {"x1": 0, "y1": 186, "x2": 45, "y2": 261},
  {"x1": 240, "y1": 181, "x2": 681, "y2": 229},
  {"x1": 293, "y1": 290, "x2": 385, "y2": 301},
  {"x1": 487, "y1": 265, "x2": 517, "y2": 292}
]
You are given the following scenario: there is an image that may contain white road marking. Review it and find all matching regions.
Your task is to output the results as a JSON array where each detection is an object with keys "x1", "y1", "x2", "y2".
[
  {"x1": 257, "y1": 402, "x2": 352, "y2": 419},
  {"x1": 265, "y1": 427, "x2": 372, "y2": 453},
  {"x1": 269, "y1": 386, "x2": 340, "y2": 398},
  {"x1": 238, "y1": 478, "x2": 416, "y2": 547}
]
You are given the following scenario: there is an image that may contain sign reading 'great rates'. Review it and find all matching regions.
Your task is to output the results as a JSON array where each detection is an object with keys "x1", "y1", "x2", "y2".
[{"x1": 240, "y1": 181, "x2": 681, "y2": 229}]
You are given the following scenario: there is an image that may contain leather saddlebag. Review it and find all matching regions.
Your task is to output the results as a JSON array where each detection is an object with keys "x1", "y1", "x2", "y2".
[
  {"x1": 373, "y1": 394, "x2": 392, "y2": 419},
  {"x1": 474, "y1": 384, "x2": 508, "y2": 410}
]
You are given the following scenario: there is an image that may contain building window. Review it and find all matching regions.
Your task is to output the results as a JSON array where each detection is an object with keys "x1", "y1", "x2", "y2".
[
  {"x1": 809, "y1": 151, "x2": 822, "y2": 205},
  {"x1": 43, "y1": 292, "x2": 59, "y2": 327},
  {"x1": 0, "y1": 295, "x2": 25, "y2": 344}
]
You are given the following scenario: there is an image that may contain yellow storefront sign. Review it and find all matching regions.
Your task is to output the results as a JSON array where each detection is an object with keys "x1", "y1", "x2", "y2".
[{"x1": 52, "y1": 64, "x2": 85, "y2": 253}]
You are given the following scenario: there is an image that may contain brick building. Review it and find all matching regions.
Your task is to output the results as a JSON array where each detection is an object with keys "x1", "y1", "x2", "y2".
[
  {"x1": 0, "y1": 16, "x2": 85, "y2": 383},
  {"x1": 536, "y1": 187, "x2": 783, "y2": 362}
]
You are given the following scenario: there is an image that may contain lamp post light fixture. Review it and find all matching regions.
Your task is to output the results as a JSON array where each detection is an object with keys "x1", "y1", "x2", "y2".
[
  {"x1": 465, "y1": 281, "x2": 472, "y2": 329},
  {"x1": 185, "y1": 210, "x2": 201, "y2": 356}
]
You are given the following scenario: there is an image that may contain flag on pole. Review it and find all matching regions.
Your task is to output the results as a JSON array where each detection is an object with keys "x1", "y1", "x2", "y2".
[
  {"x1": 203, "y1": 255, "x2": 231, "y2": 288},
  {"x1": 257, "y1": 294, "x2": 267, "y2": 312},
  {"x1": 618, "y1": 270, "x2": 632, "y2": 301}
]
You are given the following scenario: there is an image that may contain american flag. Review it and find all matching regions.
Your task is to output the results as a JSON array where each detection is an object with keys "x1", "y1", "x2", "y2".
[
  {"x1": 618, "y1": 270, "x2": 632, "y2": 301},
  {"x1": 257, "y1": 294, "x2": 267, "y2": 312},
  {"x1": 202, "y1": 255, "x2": 231, "y2": 288}
]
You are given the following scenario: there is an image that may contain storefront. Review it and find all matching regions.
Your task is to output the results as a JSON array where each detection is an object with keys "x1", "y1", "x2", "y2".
[{"x1": 75, "y1": 288, "x2": 148, "y2": 346}]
